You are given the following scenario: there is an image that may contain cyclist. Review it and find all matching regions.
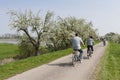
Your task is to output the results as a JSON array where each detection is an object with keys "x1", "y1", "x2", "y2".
[
  {"x1": 87, "y1": 36, "x2": 95, "y2": 54},
  {"x1": 102, "y1": 38, "x2": 106, "y2": 46},
  {"x1": 71, "y1": 33, "x2": 85, "y2": 61}
]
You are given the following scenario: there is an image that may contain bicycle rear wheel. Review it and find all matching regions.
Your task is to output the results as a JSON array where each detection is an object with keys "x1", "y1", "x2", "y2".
[
  {"x1": 87, "y1": 50, "x2": 92, "y2": 59},
  {"x1": 72, "y1": 55, "x2": 78, "y2": 66}
]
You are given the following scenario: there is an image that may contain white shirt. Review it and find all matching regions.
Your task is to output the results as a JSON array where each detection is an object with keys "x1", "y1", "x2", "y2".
[
  {"x1": 87, "y1": 38, "x2": 94, "y2": 45},
  {"x1": 71, "y1": 36, "x2": 83, "y2": 49}
]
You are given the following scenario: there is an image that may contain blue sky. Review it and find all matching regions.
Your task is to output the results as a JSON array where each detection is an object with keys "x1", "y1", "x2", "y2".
[{"x1": 0, "y1": 0, "x2": 120, "y2": 36}]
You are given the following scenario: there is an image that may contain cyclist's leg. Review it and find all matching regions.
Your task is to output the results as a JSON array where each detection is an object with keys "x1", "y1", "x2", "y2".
[
  {"x1": 78, "y1": 49, "x2": 83, "y2": 60},
  {"x1": 91, "y1": 45, "x2": 94, "y2": 51},
  {"x1": 88, "y1": 46, "x2": 93, "y2": 57},
  {"x1": 87, "y1": 45, "x2": 89, "y2": 53},
  {"x1": 91, "y1": 45, "x2": 94, "y2": 53},
  {"x1": 87, "y1": 45, "x2": 91, "y2": 56},
  {"x1": 88, "y1": 45, "x2": 91, "y2": 52}
]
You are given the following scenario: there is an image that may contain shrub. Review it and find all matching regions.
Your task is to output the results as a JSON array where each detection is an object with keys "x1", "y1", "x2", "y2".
[{"x1": 14, "y1": 40, "x2": 35, "y2": 59}]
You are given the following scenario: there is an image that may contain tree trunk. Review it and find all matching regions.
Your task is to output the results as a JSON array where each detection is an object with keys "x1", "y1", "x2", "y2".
[{"x1": 33, "y1": 47, "x2": 39, "y2": 56}]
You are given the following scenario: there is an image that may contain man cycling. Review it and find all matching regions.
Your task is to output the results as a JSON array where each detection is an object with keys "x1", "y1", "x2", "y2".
[
  {"x1": 71, "y1": 33, "x2": 85, "y2": 61},
  {"x1": 87, "y1": 36, "x2": 95, "y2": 54}
]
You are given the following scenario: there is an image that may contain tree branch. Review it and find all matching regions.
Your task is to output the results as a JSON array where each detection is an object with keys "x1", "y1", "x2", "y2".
[{"x1": 22, "y1": 29, "x2": 36, "y2": 47}]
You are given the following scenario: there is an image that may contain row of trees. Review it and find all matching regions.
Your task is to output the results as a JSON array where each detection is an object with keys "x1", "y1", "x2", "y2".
[
  {"x1": 0, "y1": 33, "x2": 20, "y2": 39},
  {"x1": 8, "y1": 10, "x2": 98, "y2": 59},
  {"x1": 105, "y1": 32, "x2": 120, "y2": 43}
]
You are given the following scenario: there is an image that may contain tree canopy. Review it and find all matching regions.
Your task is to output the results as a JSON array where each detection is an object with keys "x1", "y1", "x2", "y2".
[{"x1": 8, "y1": 10, "x2": 98, "y2": 58}]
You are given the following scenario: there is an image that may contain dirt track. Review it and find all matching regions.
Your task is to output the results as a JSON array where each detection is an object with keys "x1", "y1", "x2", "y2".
[{"x1": 7, "y1": 42, "x2": 107, "y2": 80}]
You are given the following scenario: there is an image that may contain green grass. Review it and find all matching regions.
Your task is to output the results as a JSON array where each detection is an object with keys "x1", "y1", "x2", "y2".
[
  {"x1": 0, "y1": 43, "x2": 18, "y2": 60},
  {"x1": 0, "y1": 48, "x2": 73, "y2": 80},
  {"x1": 98, "y1": 42, "x2": 120, "y2": 80}
]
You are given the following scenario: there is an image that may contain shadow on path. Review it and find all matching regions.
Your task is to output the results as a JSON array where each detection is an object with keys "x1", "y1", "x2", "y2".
[
  {"x1": 83, "y1": 56, "x2": 89, "y2": 59},
  {"x1": 48, "y1": 62, "x2": 73, "y2": 67}
]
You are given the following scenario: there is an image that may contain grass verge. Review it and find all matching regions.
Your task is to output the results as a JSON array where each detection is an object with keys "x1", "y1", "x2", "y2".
[{"x1": 91, "y1": 42, "x2": 120, "y2": 80}]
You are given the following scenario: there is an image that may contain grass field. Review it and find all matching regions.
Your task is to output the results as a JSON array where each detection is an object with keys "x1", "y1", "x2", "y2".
[
  {"x1": 0, "y1": 43, "x2": 18, "y2": 60},
  {"x1": 96, "y1": 42, "x2": 120, "y2": 80}
]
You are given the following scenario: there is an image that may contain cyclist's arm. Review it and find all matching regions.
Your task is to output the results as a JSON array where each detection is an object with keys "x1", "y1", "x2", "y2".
[
  {"x1": 80, "y1": 38, "x2": 85, "y2": 46},
  {"x1": 93, "y1": 39, "x2": 95, "y2": 45}
]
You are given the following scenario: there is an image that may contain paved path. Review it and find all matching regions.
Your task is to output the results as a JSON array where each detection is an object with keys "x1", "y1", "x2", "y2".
[{"x1": 7, "y1": 42, "x2": 107, "y2": 80}]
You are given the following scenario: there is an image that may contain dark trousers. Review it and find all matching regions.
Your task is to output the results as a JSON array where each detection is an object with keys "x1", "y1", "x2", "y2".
[{"x1": 87, "y1": 45, "x2": 94, "y2": 53}]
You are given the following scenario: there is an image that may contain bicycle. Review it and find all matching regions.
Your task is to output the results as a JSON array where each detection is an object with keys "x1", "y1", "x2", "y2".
[
  {"x1": 72, "y1": 50, "x2": 81, "y2": 66},
  {"x1": 103, "y1": 40, "x2": 106, "y2": 46},
  {"x1": 87, "y1": 48, "x2": 93, "y2": 59}
]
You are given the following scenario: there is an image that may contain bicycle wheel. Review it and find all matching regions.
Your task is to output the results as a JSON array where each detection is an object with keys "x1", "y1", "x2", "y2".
[
  {"x1": 72, "y1": 55, "x2": 75, "y2": 66},
  {"x1": 72, "y1": 55, "x2": 78, "y2": 66},
  {"x1": 88, "y1": 50, "x2": 92, "y2": 59},
  {"x1": 87, "y1": 51, "x2": 90, "y2": 59}
]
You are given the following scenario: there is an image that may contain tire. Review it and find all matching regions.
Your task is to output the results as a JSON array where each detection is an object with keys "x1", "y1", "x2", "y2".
[
  {"x1": 72, "y1": 55, "x2": 75, "y2": 66},
  {"x1": 87, "y1": 50, "x2": 92, "y2": 59},
  {"x1": 72, "y1": 51, "x2": 80, "y2": 66},
  {"x1": 72, "y1": 55, "x2": 78, "y2": 66}
]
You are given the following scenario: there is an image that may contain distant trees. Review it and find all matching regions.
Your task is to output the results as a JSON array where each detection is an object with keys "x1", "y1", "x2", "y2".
[
  {"x1": 0, "y1": 33, "x2": 20, "y2": 39},
  {"x1": 8, "y1": 10, "x2": 98, "y2": 58},
  {"x1": 105, "y1": 32, "x2": 120, "y2": 43}
]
